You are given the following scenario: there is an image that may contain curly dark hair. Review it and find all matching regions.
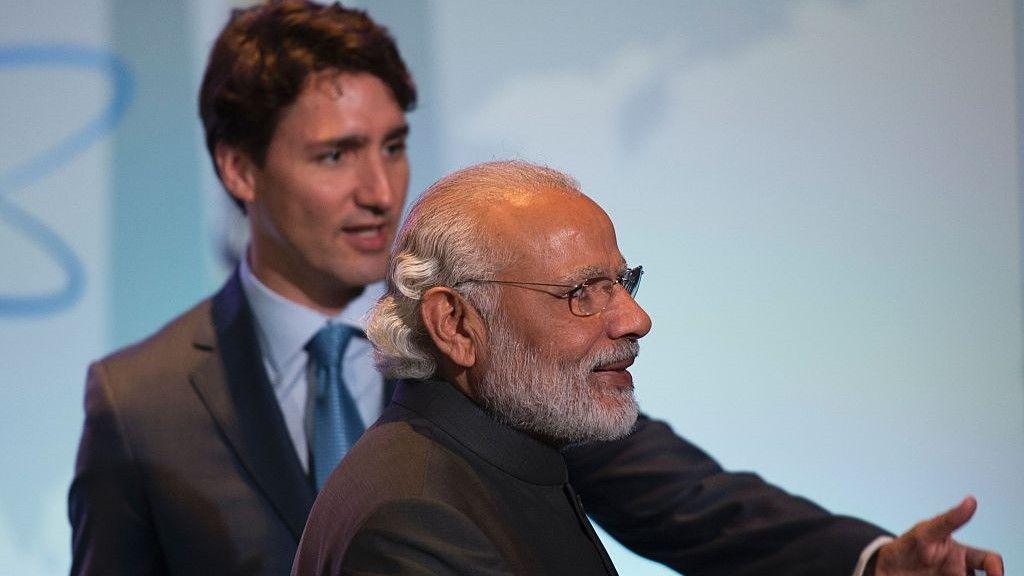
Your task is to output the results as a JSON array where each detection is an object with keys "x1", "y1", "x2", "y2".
[{"x1": 199, "y1": 0, "x2": 416, "y2": 192}]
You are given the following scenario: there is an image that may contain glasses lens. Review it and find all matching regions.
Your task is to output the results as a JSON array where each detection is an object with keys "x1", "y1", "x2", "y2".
[
  {"x1": 621, "y1": 266, "x2": 643, "y2": 297},
  {"x1": 570, "y1": 268, "x2": 642, "y2": 316},
  {"x1": 573, "y1": 278, "x2": 613, "y2": 316}
]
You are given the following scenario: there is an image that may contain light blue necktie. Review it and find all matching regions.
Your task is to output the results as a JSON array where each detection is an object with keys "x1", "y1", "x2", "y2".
[{"x1": 306, "y1": 324, "x2": 366, "y2": 490}]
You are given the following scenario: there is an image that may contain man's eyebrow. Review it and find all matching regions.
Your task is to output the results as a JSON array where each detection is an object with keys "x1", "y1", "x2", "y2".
[
  {"x1": 307, "y1": 124, "x2": 408, "y2": 152},
  {"x1": 559, "y1": 264, "x2": 611, "y2": 285},
  {"x1": 308, "y1": 134, "x2": 367, "y2": 152},
  {"x1": 563, "y1": 258, "x2": 630, "y2": 283},
  {"x1": 385, "y1": 124, "x2": 410, "y2": 141}
]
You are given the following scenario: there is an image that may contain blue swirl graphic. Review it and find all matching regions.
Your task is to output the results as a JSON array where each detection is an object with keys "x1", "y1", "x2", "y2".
[{"x1": 0, "y1": 44, "x2": 133, "y2": 316}]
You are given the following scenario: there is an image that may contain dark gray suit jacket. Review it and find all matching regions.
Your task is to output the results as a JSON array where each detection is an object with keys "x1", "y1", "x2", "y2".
[
  {"x1": 292, "y1": 379, "x2": 619, "y2": 576},
  {"x1": 69, "y1": 273, "x2": 887, "y2": 575}
]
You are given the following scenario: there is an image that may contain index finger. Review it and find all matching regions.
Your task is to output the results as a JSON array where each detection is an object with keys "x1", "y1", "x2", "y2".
[{"x1": 919, "y1": 495, "x2": 977, "y2": 541}]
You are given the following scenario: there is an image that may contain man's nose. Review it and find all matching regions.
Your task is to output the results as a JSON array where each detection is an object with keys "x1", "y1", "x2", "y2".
[
  {"x1": 605, "y1": 285, "x2": 652, "y2": 341},
  {"x1": 354, "y1": 154, "x2": 396, "y2": 212}
]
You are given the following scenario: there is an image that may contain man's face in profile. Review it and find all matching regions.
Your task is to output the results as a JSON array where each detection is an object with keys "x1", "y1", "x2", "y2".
[{"x1": 472, "y1": 191, "x2": 652, "y2": 444}]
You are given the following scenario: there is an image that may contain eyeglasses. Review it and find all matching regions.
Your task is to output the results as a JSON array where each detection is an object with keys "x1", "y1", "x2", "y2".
[{"x1": 457, "y1": 266, "x2": 643, "y2": 317}]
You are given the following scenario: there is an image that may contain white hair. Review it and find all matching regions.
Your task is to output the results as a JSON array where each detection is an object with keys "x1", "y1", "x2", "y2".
[{"x1": 366, "y1": 160, "x2": 581, "y2": 379}]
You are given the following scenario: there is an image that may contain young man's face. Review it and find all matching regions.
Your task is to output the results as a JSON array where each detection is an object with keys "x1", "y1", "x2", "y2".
[{"x1": 230, "y1": 70, "x2": 410, "y2": 312}]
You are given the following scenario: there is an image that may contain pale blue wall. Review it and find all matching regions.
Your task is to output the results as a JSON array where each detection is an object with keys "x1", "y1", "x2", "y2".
[{"x1": 1, "y1": 1, "x2": 1020, "y2": 574}]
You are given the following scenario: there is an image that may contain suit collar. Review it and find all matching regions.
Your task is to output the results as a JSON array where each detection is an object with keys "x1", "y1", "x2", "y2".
[
  {"x1": 390, "y1": 379, "x2": 567, "y2": 485},
  {"x1": 189, "y1": 272, "x2": 316, "y2": 541}
]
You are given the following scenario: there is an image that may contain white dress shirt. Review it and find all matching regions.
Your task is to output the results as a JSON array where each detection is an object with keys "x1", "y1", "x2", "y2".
[{"x1": 239, "y1": 255, "x2": 385, "y2": 473}]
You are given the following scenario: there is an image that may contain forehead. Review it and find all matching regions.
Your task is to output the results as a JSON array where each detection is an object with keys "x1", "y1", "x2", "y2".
[
  {"x1": 273, "y1": 70, "x2": 404, "y2": 140},
  {"x1": 494, "y1": 190, "x2": 625, "y2": 280},
  {"x1": 302, "y1": 68, "x2": 386, "y2": 101}
]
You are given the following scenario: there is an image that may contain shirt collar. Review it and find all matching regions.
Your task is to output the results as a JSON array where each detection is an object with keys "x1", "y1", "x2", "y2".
[{"x1": 238, "y1": 253, "x2": 384, "y2": 374}]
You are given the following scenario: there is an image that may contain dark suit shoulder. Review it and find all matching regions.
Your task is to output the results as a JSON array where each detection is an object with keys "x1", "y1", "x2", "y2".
[
  {"x1": 318, "y1": 420, "x2": 463, "y2": 508},
  {"x1": 297, "y1": 420, "x2": 516, "y2": 575},
  {"x1": 305, "y1": 420, "x2": 495, "y2": 534},
  {"x1": 348, "y1": 417, "x2": 496, "y2": 493},
  {"x1": 79, "y1": 295, "x2": 223, "y2": 446},
  {"x1": 92, "y1": 296, "x2": 215, "y2": 389}
]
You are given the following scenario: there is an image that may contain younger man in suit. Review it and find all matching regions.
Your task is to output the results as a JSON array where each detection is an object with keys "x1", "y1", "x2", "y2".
[{"x1": 69, "y1": 2, "x2": 414, "y2": 574}]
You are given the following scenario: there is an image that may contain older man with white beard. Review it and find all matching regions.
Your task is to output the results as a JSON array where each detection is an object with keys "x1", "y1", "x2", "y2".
[
  {"x1": 294, "y1": 160, "x2": 1004, "y2": 576},
  {"x1": 292, "y1": 160, "x2": 648, "y2": 576},
  {"x1": 474, "y1": 303, "x2": 641, "y2": 446}
]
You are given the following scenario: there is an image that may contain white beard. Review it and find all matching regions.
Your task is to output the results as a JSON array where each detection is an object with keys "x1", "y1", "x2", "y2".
[{"x1": 475, "y1": 310, "x2": 640, "y2": 445}]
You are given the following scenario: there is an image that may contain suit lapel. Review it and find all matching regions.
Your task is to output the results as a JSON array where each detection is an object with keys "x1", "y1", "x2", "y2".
[{"x1": 189, "y1": 274, "x2": 315, "y2": 541}]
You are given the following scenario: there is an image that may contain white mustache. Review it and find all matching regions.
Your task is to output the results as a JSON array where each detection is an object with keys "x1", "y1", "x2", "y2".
[{"x1": 585, "y1": 340, "x2": 640, "y2": 371}]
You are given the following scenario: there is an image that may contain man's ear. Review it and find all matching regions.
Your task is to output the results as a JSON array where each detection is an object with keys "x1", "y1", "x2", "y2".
[
  {"x1": 419, "y1": 286, "x2": 485, "y2": 369},
  {"x1": 214, "y1": 143, "x2": 257, "y2": 206}
]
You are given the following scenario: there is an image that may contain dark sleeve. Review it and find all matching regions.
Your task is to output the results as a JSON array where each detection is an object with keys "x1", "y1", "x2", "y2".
[
  {"x1": 564, "y1": 414, "x2": 890, "y2": 576},
  {"x1": 298, "y1": 500, "x2": 514, "y2": 576},
  {"x1": 68, "y1": 362, "x2": 165, "y2": 576}
]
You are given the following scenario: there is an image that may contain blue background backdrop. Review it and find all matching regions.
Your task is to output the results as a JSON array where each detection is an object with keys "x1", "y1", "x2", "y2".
[{"x1": 2, "y1": 1, "x2": 1021, "y2": 573}]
